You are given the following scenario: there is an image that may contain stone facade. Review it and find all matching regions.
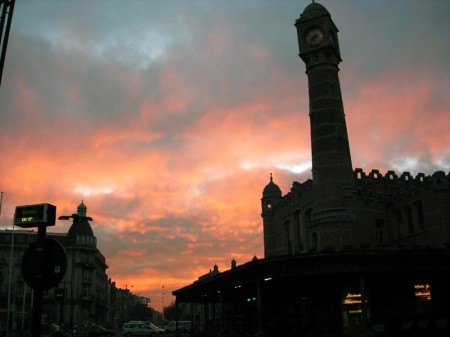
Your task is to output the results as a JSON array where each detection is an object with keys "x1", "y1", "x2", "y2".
[
  {"x1": 262, "y1": 169, "x2": 450, "y2": 257},
  {"x1": 0, "y1": 202, "x2": 134, "y2": 334}
]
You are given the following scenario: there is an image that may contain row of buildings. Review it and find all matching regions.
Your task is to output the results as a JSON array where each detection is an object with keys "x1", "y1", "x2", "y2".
[
  {"x1": 0, "y1": 201, "x2": 152, "y2": 335},
  {"x1": 172, "y1": 2, "x2": 450, "y2": 337}
]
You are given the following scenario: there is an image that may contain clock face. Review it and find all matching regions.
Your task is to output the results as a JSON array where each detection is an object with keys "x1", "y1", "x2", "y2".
[{"x1": 305, "y1": 27, "x2": 324, "y2": 47}]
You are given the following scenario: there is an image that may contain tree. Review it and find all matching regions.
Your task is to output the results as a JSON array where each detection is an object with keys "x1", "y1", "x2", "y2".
[
  {"x1": 163, "y1": 301, "x2": 176, "y2": 321},
  {"x1": 129, "y1": 302, "x2": 155, "y2": 321}
]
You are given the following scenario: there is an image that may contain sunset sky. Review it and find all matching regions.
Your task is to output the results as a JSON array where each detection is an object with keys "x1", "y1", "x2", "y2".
[{"x1": 0, "y1": 0, "x2": 449, "y2": 312}]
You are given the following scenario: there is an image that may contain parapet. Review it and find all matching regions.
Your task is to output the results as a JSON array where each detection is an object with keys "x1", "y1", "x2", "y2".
[{"x1": 353, "y1": 168, "x2": 449, "y2": 192}]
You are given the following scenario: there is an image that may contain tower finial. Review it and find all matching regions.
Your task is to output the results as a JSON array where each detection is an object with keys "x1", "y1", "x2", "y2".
[{"x1": 270, "y1": 172, "x2": 273, "y2": 182}]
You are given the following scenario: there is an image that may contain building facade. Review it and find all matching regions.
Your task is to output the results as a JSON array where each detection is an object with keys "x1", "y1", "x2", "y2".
[
  {"x1": 173, "y1": 2, "x2": 450, "y2": 337},
  {"x1": 0, "y1": 201, "x2": 142, "y2": 335}
]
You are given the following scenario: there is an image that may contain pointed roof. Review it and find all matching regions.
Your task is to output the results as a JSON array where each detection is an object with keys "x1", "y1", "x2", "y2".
[{"x1": 299, "y1": 1, "x2": 330, "y2": 21}]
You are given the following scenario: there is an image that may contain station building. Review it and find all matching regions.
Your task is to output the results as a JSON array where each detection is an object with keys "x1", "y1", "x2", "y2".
[{"x1": 173, "y1": 2, "x2": 450, "y2": 337}]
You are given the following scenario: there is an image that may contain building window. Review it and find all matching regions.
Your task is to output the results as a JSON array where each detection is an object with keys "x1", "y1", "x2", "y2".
[
  {"x1": 311, "y1": 232, "x2": 317, "y2": 250},
  {"x1": 284, "y1": 221, "x2": 292, "y2": 255},
  {"x1": 294, "y1": 210, "x2": 302, "y2": 252},
  {"x1": 394, "y1": 209, "x2": 403, "y2": 237},
  {"x1": 375, "y1": 219, "x2": 385, "y2": 245},
  {"x1": 305, "y1": 209, "x2": 312, "y2": 227},
  {"x1": 405, "y1": 205, "x2": 414, "y2": 234},
  {"x1": 414, "y1": 200, "x2": 425, "y2": 231}
]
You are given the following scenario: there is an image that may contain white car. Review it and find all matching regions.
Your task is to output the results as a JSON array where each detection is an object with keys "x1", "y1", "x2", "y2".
[
  {"x1": 164, "y1": 321, "x2": 191, "y2": 333},
  {"x1": 121, "y1": 322, "x2": 159, "y2": 336}
]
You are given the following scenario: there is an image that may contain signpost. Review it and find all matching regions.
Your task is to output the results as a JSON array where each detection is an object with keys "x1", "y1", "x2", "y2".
[{"x1": 14, "y1": 203, "x2": 66, "y2": 337}]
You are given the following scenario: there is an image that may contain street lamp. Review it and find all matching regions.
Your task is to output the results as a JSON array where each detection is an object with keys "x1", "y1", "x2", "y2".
[{"x1": 58, "y1": 214, "x2": 93, "y2": 335}]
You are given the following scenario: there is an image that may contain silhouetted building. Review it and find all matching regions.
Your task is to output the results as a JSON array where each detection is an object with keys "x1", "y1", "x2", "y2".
[
  {"x1": 173, "y1": 3, "x2": 450, "y2": 337},
  {"x1": 0, "y1": 201, "x2": 130, "y2": 334}
]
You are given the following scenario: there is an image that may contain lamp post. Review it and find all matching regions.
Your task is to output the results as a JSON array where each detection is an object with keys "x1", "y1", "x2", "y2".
[{"x1": 58, "y1": 214, "x2": 93, "y2": 335}]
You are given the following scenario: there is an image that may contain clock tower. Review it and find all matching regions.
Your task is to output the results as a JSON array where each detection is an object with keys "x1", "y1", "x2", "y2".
[{"x1": 295, "y1": 3, "x2": 354, "y2": 236}]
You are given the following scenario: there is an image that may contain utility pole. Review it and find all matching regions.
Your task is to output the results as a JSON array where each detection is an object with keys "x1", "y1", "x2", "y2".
[{"x1": 0, "y1": 0, "x2": 16, "y2": 86}]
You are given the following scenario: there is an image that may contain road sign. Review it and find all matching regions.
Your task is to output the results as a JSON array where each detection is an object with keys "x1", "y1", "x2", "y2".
[
  {"x1": 14, "y1": 203, "x2": 56, "y2": 228},
  {"x1": 22, "y1": 238, "x2": 67, "y2": 290}
]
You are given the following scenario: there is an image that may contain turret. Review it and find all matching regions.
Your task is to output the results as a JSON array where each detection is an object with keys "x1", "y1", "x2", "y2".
[{"x1": 261, "y1": 173, "x2": 282, "y2": 257}]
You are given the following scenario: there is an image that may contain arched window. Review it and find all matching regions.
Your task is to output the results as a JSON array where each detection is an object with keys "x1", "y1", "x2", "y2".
[
  {"x1": 414, "y1": 200, "x2": 425, "y2": 231},
  {"x1": 284, "y1": 221, "x2": 292, "y2": 255},
  {"x1": 393, "y1": 209, "x2": 403, "y2": 237},
  {"x1": 375, "y1": 219, "x2": 386, "y2": 245},
  {"x1": 305, "y1": 208, "x2": 313, "y2": 227},
  {"x1": 311, "y1": 232, "x2": 318, "y2": 251},
  {"x1": 404, "y1": 205, "x2": 414, "y2": 234},
  {"x1": 294, "y1": 210, "x2": 302, "y2": 252}
]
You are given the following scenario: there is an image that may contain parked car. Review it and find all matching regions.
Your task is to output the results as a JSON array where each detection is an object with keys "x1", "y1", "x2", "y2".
[
  {"x1": 164, "y1": 321, "x2": 191, "y2": 333},
  {"x1": 121, "y1": 322, "x2": 159, "y2": 336},
  {"x1": 74, "y1": 323, "x2": 116, "y2": 337},
  {"x1": 147, "y1": 323, "x2": 164, "y2": 334}
]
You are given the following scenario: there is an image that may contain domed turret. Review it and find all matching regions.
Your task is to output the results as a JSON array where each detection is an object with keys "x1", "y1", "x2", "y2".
[
  {"x1": 262, "y1": 173, "x2": 282, "y2": 199},
  {"x1": 261, "y1": 173, "x2": 282, "y2": 218},
  {"x1": 77, "y1": 200, "x2": 87, "y2": 217},
  {"x1": 67, "y1": 201, "x2": 95, "y2": 247}
]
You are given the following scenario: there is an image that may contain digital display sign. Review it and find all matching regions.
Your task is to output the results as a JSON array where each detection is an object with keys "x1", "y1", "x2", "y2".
[
  {"x1": 414, "y1": 283, "x2": 431, "y2": 300},
  {"x1": 14, "y1": 203, "x2": 56, "y2": 228}
]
